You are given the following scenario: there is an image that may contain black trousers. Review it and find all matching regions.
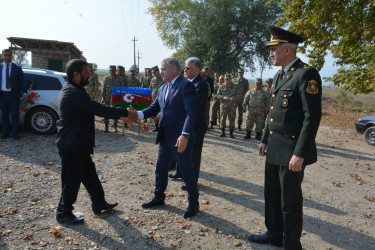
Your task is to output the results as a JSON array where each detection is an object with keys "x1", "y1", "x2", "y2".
[
  {"x1": 264, "y1": 162, "x2": 304, "y2": 250},
  {"x1": 56, "y1": 147, "x2": 105, "y2": 216},
  {"x1": 0, "y1": 92, "x2": 20, "y2": 137},
  {"x1": 169, "y1": 130, "x2": 205, "y2": 179}
]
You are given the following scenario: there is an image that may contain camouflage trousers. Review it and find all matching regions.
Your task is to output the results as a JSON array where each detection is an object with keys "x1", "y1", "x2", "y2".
[
  {"x1": 220, "y1": 104, "x2": 236, "y2": 129},
  {"x1": 246, "y1": 111, "x2": 266, "y2": 132},
  {"x1": 210, "y1": 101, "x2": 220, "y2": 124},
  {"x1": 236, "y1": 99, "x2": 244, "y2": 126}
]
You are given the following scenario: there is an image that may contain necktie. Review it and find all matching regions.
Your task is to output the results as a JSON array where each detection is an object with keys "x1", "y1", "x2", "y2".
[
  {"x1": 274, "y1": 70, "x2": 284, "y2": 89},
  {"x1": 165, "y1": 82, "x2": 172, "y2": 101},
  {"x1": 6, "y1": 64, "x2": 10, "y2": 89}
]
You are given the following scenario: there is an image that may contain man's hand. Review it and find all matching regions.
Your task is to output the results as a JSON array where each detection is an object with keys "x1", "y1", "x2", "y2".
[
  {"x1": 175, "y1": 135, "x2": 188, "y2": 153},
  {"x1": 258, "y1": 143, "x2": 266, "y2": 156},
  {"x1": 289, "y1": 155, "x2": 304, "y2": 172},
  {"x1": 126, "y1": 105, "x2": 139, "y2": 123},
  {"x1": 156, "y1": 113, "x2": 161, "y2": 119}
]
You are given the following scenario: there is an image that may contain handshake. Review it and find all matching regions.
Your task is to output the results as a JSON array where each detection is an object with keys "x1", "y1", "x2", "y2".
[{"x1": 120, "y1": 105, "x2": 139, "y2": 123}]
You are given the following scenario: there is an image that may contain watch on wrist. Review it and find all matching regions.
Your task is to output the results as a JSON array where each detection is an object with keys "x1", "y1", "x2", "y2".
[{"x1": 182, "y1": 134, "x2": 190, "y2": 139}]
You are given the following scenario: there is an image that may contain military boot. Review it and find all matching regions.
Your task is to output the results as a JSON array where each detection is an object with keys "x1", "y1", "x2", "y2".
[
  {"x1": 104, "y1": 123, "x2": 109, "y2": 133},
  {"x1": 113, "y1": 124, "x2": 118, "y2": 132},
  {"x1": 153, "y1": 124, "x2": 159, "y2": 132},
  {"x1": 255, "y1": 132, "x2": 262, "y2": 140},
  {"x1": 229, "y1": 129, "x2": 235, "y2": 138},
  {"x1": 238, "y1": 124, "x2": 242, "y2": 131},
  {"x1": 209, "y1": 122, "x2": 214, "y2": 129},
  {"x1": 244, "y1": 130, "x2": 251, "y2": 139},
  {"x1": 219, "y1": 128, "x2": 226, "y2": 137}
]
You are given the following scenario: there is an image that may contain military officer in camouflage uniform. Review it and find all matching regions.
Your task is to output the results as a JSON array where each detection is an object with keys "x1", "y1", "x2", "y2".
[
  {"x1": 209, "y1": 74, "x2": 223, "y2": 129},
  {"x1": 101, "y1": 65, "x2": 121, "y2": 132},
  {"x1": 149, "y1": 65, "x2": 165, "y2": 132},
  {"x1": 217, "y1": 74, "x2": 237, "y2": 138},
  {"x1": 243, "y1": 78, "x2": 270, "y2": 140},
  {"x1": 265, "y1": 78, "x2": 273, "y2": 92},
  {"x1": 117, "y1": 65, "x2": 128, "y2": 87},
  {"x1": 248, "y1": 26, "x2": 322, "y2": 250},
  {"x1": 84, "y1": 63, "x2": 100, "y2": 100},
  {"x1": 128, "y1": 70, "x2": 141, "y2": 87},
  {"x1": 233, "y1": 68, "x2": 249, "y2": 131},
  {"x1": 141, "y1": 68, "x2": 153, "y2": 88}
]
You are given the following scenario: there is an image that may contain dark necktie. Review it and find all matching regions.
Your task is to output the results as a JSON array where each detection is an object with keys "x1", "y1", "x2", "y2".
[
  {"x1": 274, "y1": 70, "x2": 284, "y2": 89},
  {"x1": 6, "y1": 64, "x2": 10, "y2": 89}
]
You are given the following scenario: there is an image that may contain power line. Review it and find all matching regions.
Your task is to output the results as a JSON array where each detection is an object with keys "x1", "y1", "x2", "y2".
[{"x1": 120, "y1": 0, "x2": 129, "y2": 40}]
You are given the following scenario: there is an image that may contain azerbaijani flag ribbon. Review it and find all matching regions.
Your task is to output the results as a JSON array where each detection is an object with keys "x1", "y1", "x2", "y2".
[{"x1": 110, "y1": 87, "x2": 152, "y2": 110}]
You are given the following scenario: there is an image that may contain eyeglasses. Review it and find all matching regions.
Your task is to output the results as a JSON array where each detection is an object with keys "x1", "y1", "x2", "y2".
[{"x1": 184, "y1": 67, "x2": 192, "y2": 71}]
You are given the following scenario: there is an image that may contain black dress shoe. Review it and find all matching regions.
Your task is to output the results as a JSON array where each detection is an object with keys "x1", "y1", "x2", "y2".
[
  {"x1": 56, "y1": 213, "x2": 84, "y2": 225},
  {"x1": 247, "y1": 234, "x2": 283, "y2": 247},
  {"x1": 141, "y1": 198, "x2": 164, "y2": 208},
  {"x1": 183, "y1": 206, "x2": 199, "y2": 218},
  {"x1": 168, "y1": 173, "x2": 182, "y2": 179},
  {"x1": 13, "y1": 135, "x2": 20, "y2": 140},
  {"x1": 0, "y1": 133, "x2": 9, "y2": 139},
  {"x1": 181, "y1": 185, "x2": 187, "y2": 191},
  {"x1": 92, "y1": 202, "x2": 118, "y2": 216}
]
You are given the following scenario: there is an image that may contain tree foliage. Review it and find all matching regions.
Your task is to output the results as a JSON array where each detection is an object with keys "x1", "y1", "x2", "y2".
[
  {"x1": 148, "y1": 0, "x2": 282, "y2": 75},
  {"x1": 272, "y1": 0, "x2": 375, "y2": 94},
  {"x1": 12, "y1": 51, "x2": 28, "y2": 66}
]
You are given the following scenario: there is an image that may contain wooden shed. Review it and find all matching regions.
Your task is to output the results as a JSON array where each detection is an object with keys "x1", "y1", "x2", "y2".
[{"x1": 7, "y1": 37, "x2": 86, "y2": 72}]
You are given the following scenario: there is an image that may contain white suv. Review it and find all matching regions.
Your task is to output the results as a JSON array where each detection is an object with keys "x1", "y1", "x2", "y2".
[{"x1": 0, "y1": 68, "x2": 66, "y2": 134}]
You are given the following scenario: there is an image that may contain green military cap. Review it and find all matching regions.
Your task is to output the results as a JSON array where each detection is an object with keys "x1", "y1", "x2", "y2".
[
  {"x1": 129, "y1": 69, "x2": 135, "y2": 74},
  {"x1": 238, "y1": 68, "x2": 244, "y2": 73},
  {"x1": 144, "y1": 68, "x2": 148, "y2": 72},
  {"x1": 255, "y1": 78, "x2": 262, "y2": 83},
  {"x1": 203, "y1": 67, "x2": 209, "y2": 71},
  {"x1": 266, "y1": 78, "x2": 273, "y2": 82},
  {"x1": 224, "y1": 74, "x2": 231, "y2": 79},
  {"x1": 109, "y1": 65, "x2": 116, "y2": 70},
  {"x1": 152, "y1": 65, "x2": 159, "y2": 72},
  {"x1": 117, "y1": 65, "x2": 125, "y2": 70},
  {"x1": 266, "y1": 26, "x2": 303, "y2": 47},
  {"x1": 147, "y1": 68, "x2": 152, "y2": 72},
  {"x1": 88, "y1": 63, "x2": 93, "y2": 68}
]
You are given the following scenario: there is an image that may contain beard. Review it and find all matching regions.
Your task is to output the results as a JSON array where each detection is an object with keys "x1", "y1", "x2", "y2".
[{"x1": 79, "y1": 73, "x2": 89, "y2": 87}]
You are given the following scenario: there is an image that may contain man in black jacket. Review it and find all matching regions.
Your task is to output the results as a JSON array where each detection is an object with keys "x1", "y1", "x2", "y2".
[{"x1": 55, "y1": 59, "x2": 137, "y2": 225}]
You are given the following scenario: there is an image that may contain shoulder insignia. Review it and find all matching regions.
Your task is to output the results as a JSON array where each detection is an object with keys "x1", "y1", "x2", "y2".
[
  {"x1": 304, "y1": 64, "x2": 310, "y2": 69},
  {"x1": 306, "y1": 80, "x2": 319, "y2": 94},
  {"x1": 291, "y1": 67, "x2": 295, "y2": 71}
]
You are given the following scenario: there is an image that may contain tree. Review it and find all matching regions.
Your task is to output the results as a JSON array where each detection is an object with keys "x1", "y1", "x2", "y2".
[
  {"x1": 271, "y1": 0, "x2": 375, "y2": 94},
  {"x1": 148, "y1": 0, "x2": 282, "y2": 75},
  {"x1": 12, "y1": 51, "x2": 28, "y2": 66}
]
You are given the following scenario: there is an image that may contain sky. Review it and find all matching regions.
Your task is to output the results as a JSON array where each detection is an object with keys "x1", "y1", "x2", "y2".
[{"x1": 1, "y1": 0, "x2": 338, "y2": 83}]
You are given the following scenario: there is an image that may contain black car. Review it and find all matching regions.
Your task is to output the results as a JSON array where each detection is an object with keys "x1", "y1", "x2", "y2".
[{"x1": 355, "y1": 115, "x2": 375, "y2": 146}]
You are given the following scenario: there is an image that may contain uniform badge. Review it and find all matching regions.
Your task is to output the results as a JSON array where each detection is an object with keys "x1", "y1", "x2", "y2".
[
  {"x1": 304, "y1": 64, "x2": 310, "y2": 69},
  {"x1": 282, "y1": 98, "x2": 288, "y2": 107},
  {"x1": 291, "y1": 67, "x2": 295, "y2": 71},
  {"x1": 306, "y1": 80, "x2": 319, "y2": 94}
]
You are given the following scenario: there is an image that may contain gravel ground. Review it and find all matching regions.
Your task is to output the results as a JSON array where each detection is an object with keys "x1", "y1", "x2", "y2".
[{"x1": 0, "y1": 117, "x2": 374, "y2": 250}]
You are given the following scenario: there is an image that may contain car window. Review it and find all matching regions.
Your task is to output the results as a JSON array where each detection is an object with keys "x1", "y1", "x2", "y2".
[{"x1": 27, "y1": 74, "x2": 62, "y2": 90}]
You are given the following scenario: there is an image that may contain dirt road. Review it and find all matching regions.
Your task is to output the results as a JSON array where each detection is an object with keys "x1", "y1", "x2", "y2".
[{"x1": 0, "y1": 119, "x2": 374, "y2": 249}]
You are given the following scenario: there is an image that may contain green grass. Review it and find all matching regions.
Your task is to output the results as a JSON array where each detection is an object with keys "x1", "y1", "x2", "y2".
[{"x1": 322, "y1": 87, "x2": 375, "y2": 113}]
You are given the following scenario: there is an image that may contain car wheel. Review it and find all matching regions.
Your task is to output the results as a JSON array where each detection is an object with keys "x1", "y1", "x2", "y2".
[
  {"x1": 364, "y1": 126, "x2": 375, "y2": 146},
  {"x1": 26, "y1": 107, "x2": 57, "y2": 134}
]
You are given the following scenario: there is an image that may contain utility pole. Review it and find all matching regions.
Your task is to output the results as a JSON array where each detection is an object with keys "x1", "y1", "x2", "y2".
[
  {"x1": 137, "y1": 49, "x2": 142, "y2": 75},
  {"x1": 131, "y1": 36, "x2": 138, "y2": 74}
]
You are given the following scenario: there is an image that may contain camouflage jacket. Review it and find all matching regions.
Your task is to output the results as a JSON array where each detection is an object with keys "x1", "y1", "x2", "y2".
[
  {"x1": 128, "y1": 78, "x2": 141, "y2": 87},
  {"x1": 217, "y1": 83, "x2": 237, "y2": 107},
  {"x1": 141, "y1": 76, "x2": 152, "y2": 88},
  {"x1": 102, "y1": 75, "x2": 121, "y2": 104},
  {"x1": 118, "y1": 75, "x2": 128, "y2": 87},
  {"x1": 243, "y1": 88, "x2": 270, "y2": 113},
  {"x1": 84, "y1": 72, "x2": 99, "y2": 98},
  {"x1": 150, "y1": 76, "x2": 165, "y2": 100},
  {"x1": 233, "y1": 77, "x2": 249, "y2": 102}
]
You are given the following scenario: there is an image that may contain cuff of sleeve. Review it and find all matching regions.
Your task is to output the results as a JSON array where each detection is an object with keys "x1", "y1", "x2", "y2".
[
  {"x1": 137, "y1": 111, "x2": 144, "y2": 120},
  {"x1": 182, "y1": 132, "x2": 190, "y2": 136}
]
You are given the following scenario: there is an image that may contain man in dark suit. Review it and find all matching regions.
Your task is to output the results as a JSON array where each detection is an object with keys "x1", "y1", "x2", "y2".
[
  {"x1": 55, "y1": 59, "x2": 138, "y2": 224},
  {"x1": 247, "y1": 26, "x2": 322, "y2": 249},
  {"x1": 0, "y1": 49, "x2": 26, "y2": 139},
  {"x1": 133, "y1": 57, "x2": 199, "y2": 218},
  {"x1": 168, "y1": 57, "x2": 208, "y2": 189}
]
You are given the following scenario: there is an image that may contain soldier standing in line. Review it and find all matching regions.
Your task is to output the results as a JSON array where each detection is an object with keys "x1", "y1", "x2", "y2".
[
  {"x1": 265, "y1": 78, "x2": 273, "y2": 92},
  {"x1": 84, "y1": 63, "x2": 100, "y2": 101},
  {"x1": 141, "y1": 68, "x2": 153, "y2": 88},
  {"x1": 117, "y1": 65, "x2": 128, "y2": 87},
  {"x1": 209, "y1": 74, "x2": 223, "y2": 129},
  {"x1": 202, "y1": 67, "x2": 215, "y2": 129},
  {"x1": 149, "y1": 65, "x2": 165, "y2": 132},
  {"x1": 217, "y1": 74, "x2": 237, "y2": 138},
  {"x1": 101, "y1": 65, "x2": 121, "y2": 132},
  {"x1": 128, "y1": 69, "x2": 141, "y2": 87},
  {"x1": 243, "y1": 78, "x2": 270, "y2": 140},
  {"x1": 234, "y1": 68, "x2": 249, "y2": 131}
]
